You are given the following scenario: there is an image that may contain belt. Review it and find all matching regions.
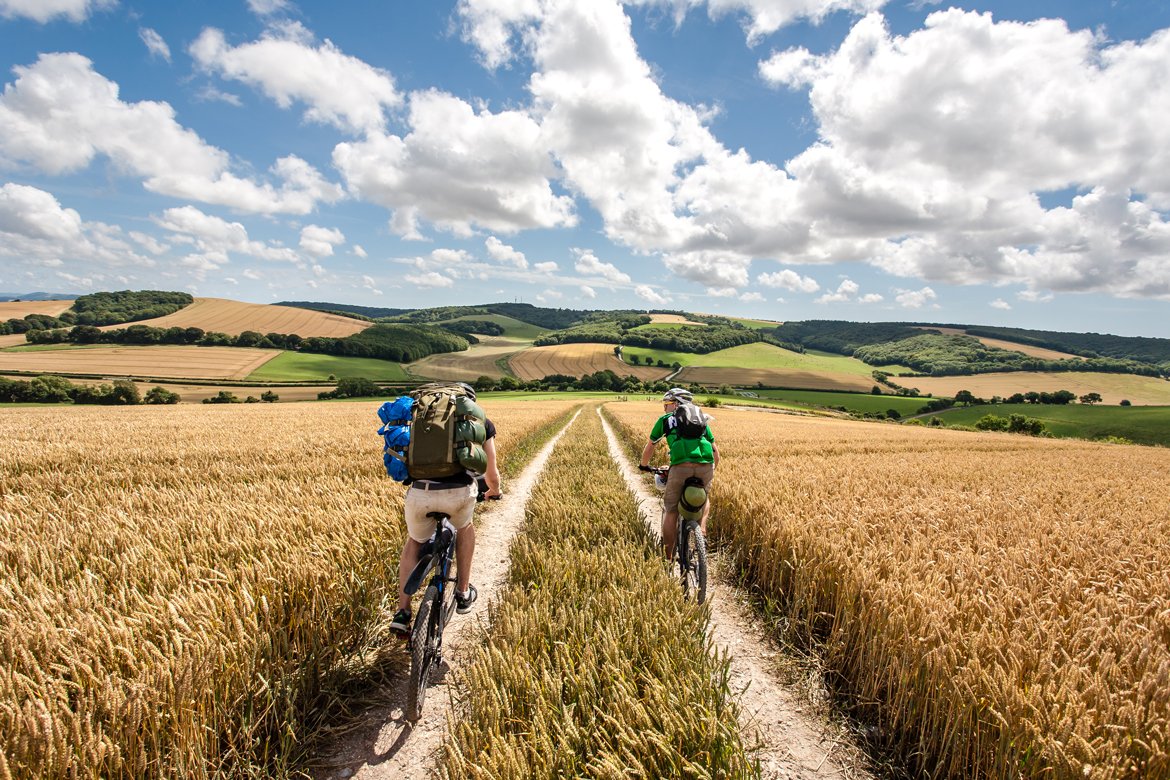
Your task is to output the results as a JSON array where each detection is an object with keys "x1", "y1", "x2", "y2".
[{"x1": 412, "y1": 481, "x2": 467, "y2": 491}]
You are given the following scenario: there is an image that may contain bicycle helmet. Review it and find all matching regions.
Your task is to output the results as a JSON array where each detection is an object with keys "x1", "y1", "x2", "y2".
[
  {"x1": 662, "y1": 387, "x2": 693, "y2": 403},
  {"x1": 457, "y1": 381, "x2": 477, "y2": 401}
]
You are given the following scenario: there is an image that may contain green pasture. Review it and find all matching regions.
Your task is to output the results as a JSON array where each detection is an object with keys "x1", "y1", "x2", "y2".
[
  {"x1": 247, "y1": 352, "x2": 410, "y2": 382},
  {"x1": 621, "y1": 342, "x2": 912, "y2": 377},
  {"x1": 441, "y1": 314, "x2": 547, "y2": 340},
  {"x1": 747, "y1": 388, "x2": 931, "y2": 415},
  {"x1": 919, "y1": 403, "x2": 1170, "y2": 447}
]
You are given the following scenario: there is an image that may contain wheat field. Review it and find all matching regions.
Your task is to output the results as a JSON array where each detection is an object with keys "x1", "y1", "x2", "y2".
[
  {"x1": 509, "y1": 343, "x2": 670, "y2": 382},
  {"x1": 0, "y1": 399, "x2": 578, "y2": 779},
  {"x1": 607, "y1": 402, "x2": 1170, "y2": 779}
]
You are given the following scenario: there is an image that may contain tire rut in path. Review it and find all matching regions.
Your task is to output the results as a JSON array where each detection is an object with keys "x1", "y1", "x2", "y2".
[
  {"x1": 597, "y1": 408, "x2": 875, "y2": 780},
  {"x1": 311, "y1": 410, "x2": 581, "y2": 780}
]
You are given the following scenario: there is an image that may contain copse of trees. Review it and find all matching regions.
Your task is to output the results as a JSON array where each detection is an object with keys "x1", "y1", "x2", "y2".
[
  {"x1": 0, "y1": 375, "x2": 179, "y2": 405},
  {"x1": 69, "y1": 290, "x2": 194, "y2": 326},
  {"x1": 441, "y1": 319, "x2": 506, "y2": 337}
]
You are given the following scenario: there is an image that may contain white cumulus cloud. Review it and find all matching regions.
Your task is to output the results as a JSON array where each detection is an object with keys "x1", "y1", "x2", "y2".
[
  {"x1": 990, "y1": 298, "x2": 1011, "y2": 310},
  {"x1": 635, "y1": 284, "x2": 671, "y2": 305},
  {"x1": 0, "y1": 0, "x2": 114, "y2": 23},
  {"x1": 574, "y1": 249, "x2": 631, "y2": 284},
  {"x1": 299, "y1": 225, "x2": 345, "y2": 258},
  {"x1": 486, "y1": 236, "x2": 528, "y2": 268},
  {"x1": 190, "y1": 23, "x2": 402, "y2": 135},
  {"x1": 0, "y1": 53, "x2": 342, "y2": 215},
  {"x1": 757, "y1": 269, "x2": 820, "y2": 293},
  {"x1": 894, "y1": 286, "x2": 937, "y2": 308},
  {"x1": 405, "y1": 271, "x2": 454, "y2": 288}
]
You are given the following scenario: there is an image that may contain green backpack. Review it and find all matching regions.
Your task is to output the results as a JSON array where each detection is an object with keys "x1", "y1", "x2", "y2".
[{"x1": 407, "y1": 382, "x2": 487, "y2": 480}]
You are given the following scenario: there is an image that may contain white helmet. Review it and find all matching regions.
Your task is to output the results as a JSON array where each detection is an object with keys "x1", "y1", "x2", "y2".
[{"x1": 662, "y1": 387, "x2": 693, "y2": 403}]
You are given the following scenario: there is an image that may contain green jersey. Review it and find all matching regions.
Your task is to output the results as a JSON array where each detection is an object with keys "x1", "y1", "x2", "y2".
[{"x1": 650, "y1": 412, "x2": 715, "y2": 465}]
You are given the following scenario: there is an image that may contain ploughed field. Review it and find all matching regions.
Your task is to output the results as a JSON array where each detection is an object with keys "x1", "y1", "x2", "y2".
[
  {"x1": 607, "y1": 402, "x2": 1170, "y2": 779},
  {"x1": 408, "y1": 336, "x2": 524, "y2": 382},
  {"x1": 0, "y1": 345, "x2": 282, "y2": 380},
  {"x1": 0, "y1": 399, "x2": 579, "y2": 778},
  {"x1": 509, "y1": 342, "x2": 671, "y2": 382}
]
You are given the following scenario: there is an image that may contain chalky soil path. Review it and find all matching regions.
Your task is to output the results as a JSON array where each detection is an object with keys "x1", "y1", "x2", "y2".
[
  {"x1": 598, "y1": 408, "x2": 875, "y2": 780},
  {"x1": 312, "y1": 411, "x2": 580, "y2": 780}
]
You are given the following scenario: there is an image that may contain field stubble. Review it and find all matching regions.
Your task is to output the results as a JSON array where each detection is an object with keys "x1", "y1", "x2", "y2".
[
  {"x1": 605, "y1": 402, "x2": 1170, "y2": 779},
  {"x1": 0, "y1": 398, "x2": 579, "y2": 778}
]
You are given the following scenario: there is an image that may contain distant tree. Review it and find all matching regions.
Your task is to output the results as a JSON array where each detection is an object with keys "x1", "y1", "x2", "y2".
[
  {"x1": 886, "y1": 409, "x2": 901, "y2": 420},
  {"x1": 1024, "y1": 391, "x2": 1041, "y2": 404},
  {"x1": 108, "y1": 380, "x2": 141, "y2": 405},
  {"x1": 329, "y1": 377, "x2": 381, "y2": 398},
  {"x1": 28, "y1": 374, "x2": 73, "y2": 403},
  {"x1": 1079, "y1": 392, "x2": 1103, "y2": 405},
  {"x1": 203, "y1": 391, "x2": 240, "y2": 404},
  {"x1": 244, "y1": 395, "x2": 261, "y2": 403},
  {"x1": 954, "y1": 390, "x2": 978, "y2": 405},
  {"x1": 260, "y1": 390, "x2": 279, "y2": 403},
  {"x1": 1120, "y1": 399, "x2": 1132, "y2": 406},
  {"x1": 144, "y1": 386, "x2": 181, "y2": 404},
  {"x1": 613, "y1": 346, "x2": 622, "y2": 357},
  {"x1": 235, "y1": 330, "x2": 263, "y2": 348},
  {"x1": 871, "y1": 385, "x2": 882, "y2": 395},
  {"x1": 627, "y1": 354, "x2": 639, "y2": 365}
]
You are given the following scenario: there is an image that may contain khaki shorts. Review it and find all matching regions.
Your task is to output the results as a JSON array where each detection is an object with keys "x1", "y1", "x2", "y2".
[
  {"x1": 405, "y1": 482, "x2": 477, "y2": 543},
  {"x1": 664, "y1": 463, "x2": 714, "y2": 513}
]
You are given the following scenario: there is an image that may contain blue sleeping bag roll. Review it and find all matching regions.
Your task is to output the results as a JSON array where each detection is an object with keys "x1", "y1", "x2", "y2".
[{"x1": 377, "y1": 397, "x2": 414, "y2": 481}]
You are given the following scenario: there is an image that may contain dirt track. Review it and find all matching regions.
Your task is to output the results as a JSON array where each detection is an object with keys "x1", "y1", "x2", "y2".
[
  {"x1": 597, "y1": 407, "x2": 874, "y2": 780},
  {"x1": 312, "y1": 411, "x2": 580, "y2": 780}
]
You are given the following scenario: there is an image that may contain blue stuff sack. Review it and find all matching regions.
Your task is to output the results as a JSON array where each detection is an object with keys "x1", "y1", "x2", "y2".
[
  {"x1": 378, "y1": 396, "x2": 414, "y2": 427},
  {"x1": 377, "y1": 397, "x2": 415, "y2": 482}
]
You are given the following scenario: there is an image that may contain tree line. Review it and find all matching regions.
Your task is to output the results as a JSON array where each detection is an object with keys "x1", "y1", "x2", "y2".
[
  {"x1": 0, "y1": 375, "x2": 180, "y2": 405},
  {"x1": 25, "y1": 322, "x2": 469, "y2": 364}
]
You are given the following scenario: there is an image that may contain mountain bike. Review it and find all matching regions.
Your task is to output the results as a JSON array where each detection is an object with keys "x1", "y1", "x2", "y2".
[
  {"x1": 402, "y1": 490, "x2": 498, "y2": 722},
  {"x1": 640, "y1": 465, "x2": 707, "y2": 604}
]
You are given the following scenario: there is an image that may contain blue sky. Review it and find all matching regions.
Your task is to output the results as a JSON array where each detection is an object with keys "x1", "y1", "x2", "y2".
[{"x1": 2, "y1": 0, "x2": 1169, "y2": 337}]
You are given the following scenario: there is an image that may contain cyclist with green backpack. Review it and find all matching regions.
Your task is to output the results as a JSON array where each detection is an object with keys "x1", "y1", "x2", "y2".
[
  {"x1": 639, "y1": 388, "x2": 719, "y2": 559},
  {"x1": 388, "y1": 383, "x2": 500, "y2": 637}
]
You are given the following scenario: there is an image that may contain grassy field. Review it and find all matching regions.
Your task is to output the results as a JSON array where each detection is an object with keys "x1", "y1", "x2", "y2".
[
  {"x1": 440, "y1": 313, "x2": 547, "y2": 340},
  {"x1": 747, "y1": 389, "x2": 932, "y2": 416},
  {"x1": 918, "y1": 403, "x2": 1170, "y2": 446},
  {"x1": 406, "y1": 336, "x2": 524, "y2": 382},
  {"x1": 621, "y1": 342, "x2": 910, "y2": 376},
  {"x1": 246, "y1": 351, "x2": 411, "y2": 382}
]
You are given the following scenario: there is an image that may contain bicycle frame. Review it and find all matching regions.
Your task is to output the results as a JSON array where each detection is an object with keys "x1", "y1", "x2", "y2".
[{"x1": 404, "y1": 512, "x2": 458, "y2": 722}]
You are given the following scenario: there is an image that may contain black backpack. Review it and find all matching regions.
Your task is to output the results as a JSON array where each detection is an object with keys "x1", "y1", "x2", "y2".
[{"x1": 672, "y1": 400, "x2": 708, "y2": 438}]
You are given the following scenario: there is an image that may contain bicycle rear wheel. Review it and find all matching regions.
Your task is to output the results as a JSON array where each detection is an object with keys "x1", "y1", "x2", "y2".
[
  {"x1": 406, "y1": 583, "x2": 440, "y2": 722},
  {"x1": 679, "y1": 522, "x2": 707, "y2": 604}
]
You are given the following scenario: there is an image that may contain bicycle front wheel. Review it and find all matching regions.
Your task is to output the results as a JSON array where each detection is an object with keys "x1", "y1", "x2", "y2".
[
  {"x1": 679, "y1": 522, "x2": 707, "y2": 604},
  {"x1": 406, "y1": 583, "x2": 440, "y2": 722}
]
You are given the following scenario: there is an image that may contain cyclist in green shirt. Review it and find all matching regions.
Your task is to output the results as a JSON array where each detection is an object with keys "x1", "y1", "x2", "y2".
[{"x1": 639, "y1": 388, "x2": 719, "y2": 559}]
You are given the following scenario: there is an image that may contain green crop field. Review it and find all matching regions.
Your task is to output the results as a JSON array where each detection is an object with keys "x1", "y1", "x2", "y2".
[
  {"x1": 727, "y1": 316, "x2": 782, "y2": 329},
  {"x1": 919, "y1": 403, "x2": 1170, "y2": 447},
  {"x1": 621, "y1": 342, "x2": 911, "y2": 376},
  {"x1": 747, "y1": 388, "x2": 932, "y2": 416},
  {"x1": 246, "y1": 351, "x2": 410, "y2": 382},
  {"x1": 441, "y1": 314, "x2": 548, "y2": 340}
]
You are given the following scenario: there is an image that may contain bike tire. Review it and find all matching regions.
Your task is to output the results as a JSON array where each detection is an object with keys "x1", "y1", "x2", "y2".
[
  {"x1": 679, "y1": 521, "x2": 708, "y2": 604},
  {"x1": 406, "y1": 583, "x2": 440, "y2": 722}
]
